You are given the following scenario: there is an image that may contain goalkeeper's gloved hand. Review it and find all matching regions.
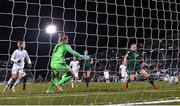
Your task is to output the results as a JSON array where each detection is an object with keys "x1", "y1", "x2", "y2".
[{"x1": 80, "y1": 55, "x2": 90, "y2": 60}]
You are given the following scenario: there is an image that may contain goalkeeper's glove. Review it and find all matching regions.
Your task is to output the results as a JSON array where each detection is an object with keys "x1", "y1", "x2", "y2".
[{"x1": 80, "y1": 55, "x2": 90, "y2": 60}]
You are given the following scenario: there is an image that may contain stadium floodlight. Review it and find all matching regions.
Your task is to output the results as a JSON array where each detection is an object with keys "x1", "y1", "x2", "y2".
[{"x1": 45, "y1": 25, "x2": 56, "y2": 34}]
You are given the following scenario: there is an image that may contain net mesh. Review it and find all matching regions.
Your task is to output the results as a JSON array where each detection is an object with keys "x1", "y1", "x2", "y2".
[{"x1": 0, "y1": 0, "x2": 179, "y2": 105}]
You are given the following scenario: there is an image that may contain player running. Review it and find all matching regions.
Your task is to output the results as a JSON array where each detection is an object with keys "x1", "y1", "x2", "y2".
[
  {"x1": 123, "y1": 44, "x2": 159, "y2": 89},
  {"x1": 46, "y1": 33, "x2": 88, "y2": 93},
  {"x1": 3, "y1": 41, "x2": 31, "y2": 92},
  {"x1": 82, "y1": 50, "x2": 93, "y2": 87},
  {"x1": 119, "y1": 61, "x2": 128, "y2": 88},
  {"x1": 69, "y1": 57, "x2": 80, "y2": 88}
]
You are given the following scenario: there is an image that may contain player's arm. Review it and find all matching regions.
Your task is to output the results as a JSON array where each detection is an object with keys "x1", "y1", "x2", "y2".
[
  {"x1": 64, "y1": 44, "x2": 82, "y2": 58},
  {"x1": 11, "y1": 50, "x2": 19, "y2": 63},
  {"x1": 77, "y1": 61, "x2": 80, "y2": 70},
  {"x1": 141, "y1": 54, "x2": 149, "y2": 67},
  {"x1": 142, "y1": 61, "x2": 149, "y2": 67},
  {"x1": 25, "y1": 50, "x2": 31, "y2": 65},
  {"x1": 123, "y1": 53, "x2": 128, "y2": 65}
]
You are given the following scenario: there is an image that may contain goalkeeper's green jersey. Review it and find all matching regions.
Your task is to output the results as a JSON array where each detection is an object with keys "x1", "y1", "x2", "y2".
[{"x1": 51, "y1": 42, "x2": 81, "y2": 64}]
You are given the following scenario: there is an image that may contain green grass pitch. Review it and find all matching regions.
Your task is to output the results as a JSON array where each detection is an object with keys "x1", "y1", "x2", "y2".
[{"x1": 0, "y1": 81, "x2": 179, "y2": 105}]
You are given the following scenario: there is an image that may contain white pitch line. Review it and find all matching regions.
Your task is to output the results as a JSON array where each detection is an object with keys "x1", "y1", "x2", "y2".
[
  {"x1": 0, "y1": 89, "x2": 179, "y2": 100},
  {"x1": 109, "y1": 99, "x2": 180, "y2": 106},
  {"x1": 133, "y1": 99, "x2": 180, "y2": 105}
]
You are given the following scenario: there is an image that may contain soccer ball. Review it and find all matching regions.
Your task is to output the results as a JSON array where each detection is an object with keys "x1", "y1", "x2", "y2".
[{"x1": 169, "y1": 76, "x2": 179, "y2": 85}]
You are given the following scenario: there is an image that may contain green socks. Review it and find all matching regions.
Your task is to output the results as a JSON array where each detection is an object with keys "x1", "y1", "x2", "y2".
[
  {"x1": 58, "y1": 76, "x2": 71, "y2": 85},
  {"x1": 148, "y1": 75, "x2": 155, "y2": 86},
  {"x1": 48, "y1": 71, "x2": 60, "y2": 90},
  {"x1": 48, "y1": 78, "x2": 59, "y2": 90},
  {"x1": 85, "y1": 77, "x2": 91, "y2": 87}
]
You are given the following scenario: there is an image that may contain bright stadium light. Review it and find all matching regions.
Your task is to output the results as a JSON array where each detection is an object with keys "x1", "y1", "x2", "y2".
[{"x1": 45, "y1": 25, "x2": 56, "y2": 34}]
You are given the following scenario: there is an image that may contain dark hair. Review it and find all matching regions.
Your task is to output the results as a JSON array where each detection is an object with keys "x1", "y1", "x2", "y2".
[{"x1": 18, "y1": 41, "x2": 25, "y2": 45}]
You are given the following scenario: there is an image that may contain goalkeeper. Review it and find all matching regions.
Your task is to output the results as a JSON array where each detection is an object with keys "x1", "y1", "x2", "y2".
[{"x1": 46, "y1": 33, "x2": 88, "y2": 93}]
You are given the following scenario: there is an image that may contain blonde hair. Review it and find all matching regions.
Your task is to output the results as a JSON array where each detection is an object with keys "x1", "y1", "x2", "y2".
[{"x1": 130, "y1": 44, "x2": 137, "y2": 47}]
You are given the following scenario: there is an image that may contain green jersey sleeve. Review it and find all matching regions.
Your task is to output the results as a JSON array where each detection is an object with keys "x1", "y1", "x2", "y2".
[{"x1": 63, "y1": 44, "x2": 82, "y2": 58}]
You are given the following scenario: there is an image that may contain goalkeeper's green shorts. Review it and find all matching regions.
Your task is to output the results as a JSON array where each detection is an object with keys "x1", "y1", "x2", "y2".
[{"x1": 51, "y1": 63, "x2": 70, "y2": 75}]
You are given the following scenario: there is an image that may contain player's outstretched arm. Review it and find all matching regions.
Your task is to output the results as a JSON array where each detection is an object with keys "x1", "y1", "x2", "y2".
[
  {"x1": 63, "y1": 44, "x2": 89, "y2": 60},
  {"x1": 143, "y1": 61, "x2": 149, "y2": 67},
  {"x1": 64, "y1": 44, "x2": 82, "y2": 57}
]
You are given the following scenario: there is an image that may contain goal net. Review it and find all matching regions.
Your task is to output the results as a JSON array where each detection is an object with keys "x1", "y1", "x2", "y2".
[{"x1": 0, "y1": 0, "x2": 179, "y2": 105}]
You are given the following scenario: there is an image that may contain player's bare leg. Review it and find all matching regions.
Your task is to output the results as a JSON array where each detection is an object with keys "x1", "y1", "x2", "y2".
[
  {"x1": 11, "y1": 72, "x2": 24, "y2": 92},
  {"x1": 124, "y1": 74, "x2": 136, "y2": 89},
  {"x1": 140, "y1": 69, "x2": 160, "y2": 90},
  {"x1": 71, "y1": 77, "x2": 78, "y2": 88},
  {"x1": 83, "y1": 71, "x2": 90, "y2": 87},
  {"x1": 123, "y1": 76, "x2": 129, "y2": 89},
  {"x1": 71, "y1": 79, "x2": 74, "y2": 88},
  {"x1": 75, "y1": 77, "x2": 79, "y2": 87},
  {"x1": 84, "y1": 71, "x2": 91, "y2": 87},
  {"x1": 71, "y1": 73, "x2": 75, "y2": 88},
  {"x1": 3, "y1": 74, "x2": 17, "y2": 92}
]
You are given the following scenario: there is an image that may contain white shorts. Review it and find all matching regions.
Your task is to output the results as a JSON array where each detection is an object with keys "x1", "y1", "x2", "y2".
[
  {"x1": 12, "y1": 67, "x2": 24, "y2": 75},
  {"x1": 104, "y1": 76, "x2": 109, "y2": 80},
  {"x1": 121, "y1": 71, "x2": 128, "y2": 78},
  {"x1": 72, "y1": 71, "x2": 79, "y2": 78}
]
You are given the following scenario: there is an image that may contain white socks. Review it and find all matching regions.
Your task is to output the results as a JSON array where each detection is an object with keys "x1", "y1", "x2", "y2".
[
  {"x1": 7, "y1": 78, "x2": 13, "y2": 86},
  {"x1": 12, "y1": 78, "x2": 20, "y2": 88}
]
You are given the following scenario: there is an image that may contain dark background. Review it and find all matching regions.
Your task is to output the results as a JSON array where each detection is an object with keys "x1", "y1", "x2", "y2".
[{"x1": 0, "y1": 0, "x2": 179, "y2": 78}]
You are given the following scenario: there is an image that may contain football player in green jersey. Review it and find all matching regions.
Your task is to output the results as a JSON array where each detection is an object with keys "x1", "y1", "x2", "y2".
[
  {"x1": 82, "y1": 50, "x2": 93, "y2": 87},
  {"x1": 123, "y1": 44, "x2": 159, "y2": 90}
]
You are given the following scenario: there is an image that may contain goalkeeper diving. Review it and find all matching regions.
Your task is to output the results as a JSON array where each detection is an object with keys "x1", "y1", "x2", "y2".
[{"x1": 46, "y1": 33, "x2": 88, "y2": 93}]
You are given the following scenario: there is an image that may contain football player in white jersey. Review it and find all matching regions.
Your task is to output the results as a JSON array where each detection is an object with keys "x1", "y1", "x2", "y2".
[
  {"x1": 120, "y1": 61, "x2": 128, "y2": 88},
  {"x1": 69, "y1": 57, "x2": 80, "y2": 88},
  {"x1": 3, "y1": 41, "x2": 31, "y2": 92},
  {"x1": 104, "y1": 70, "x2": 110, "y2": 83}
]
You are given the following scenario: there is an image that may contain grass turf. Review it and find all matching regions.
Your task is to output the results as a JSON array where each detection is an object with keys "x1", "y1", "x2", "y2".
[{"x1": 0, "y1": 81, "x2": 179, "y2": 105}]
